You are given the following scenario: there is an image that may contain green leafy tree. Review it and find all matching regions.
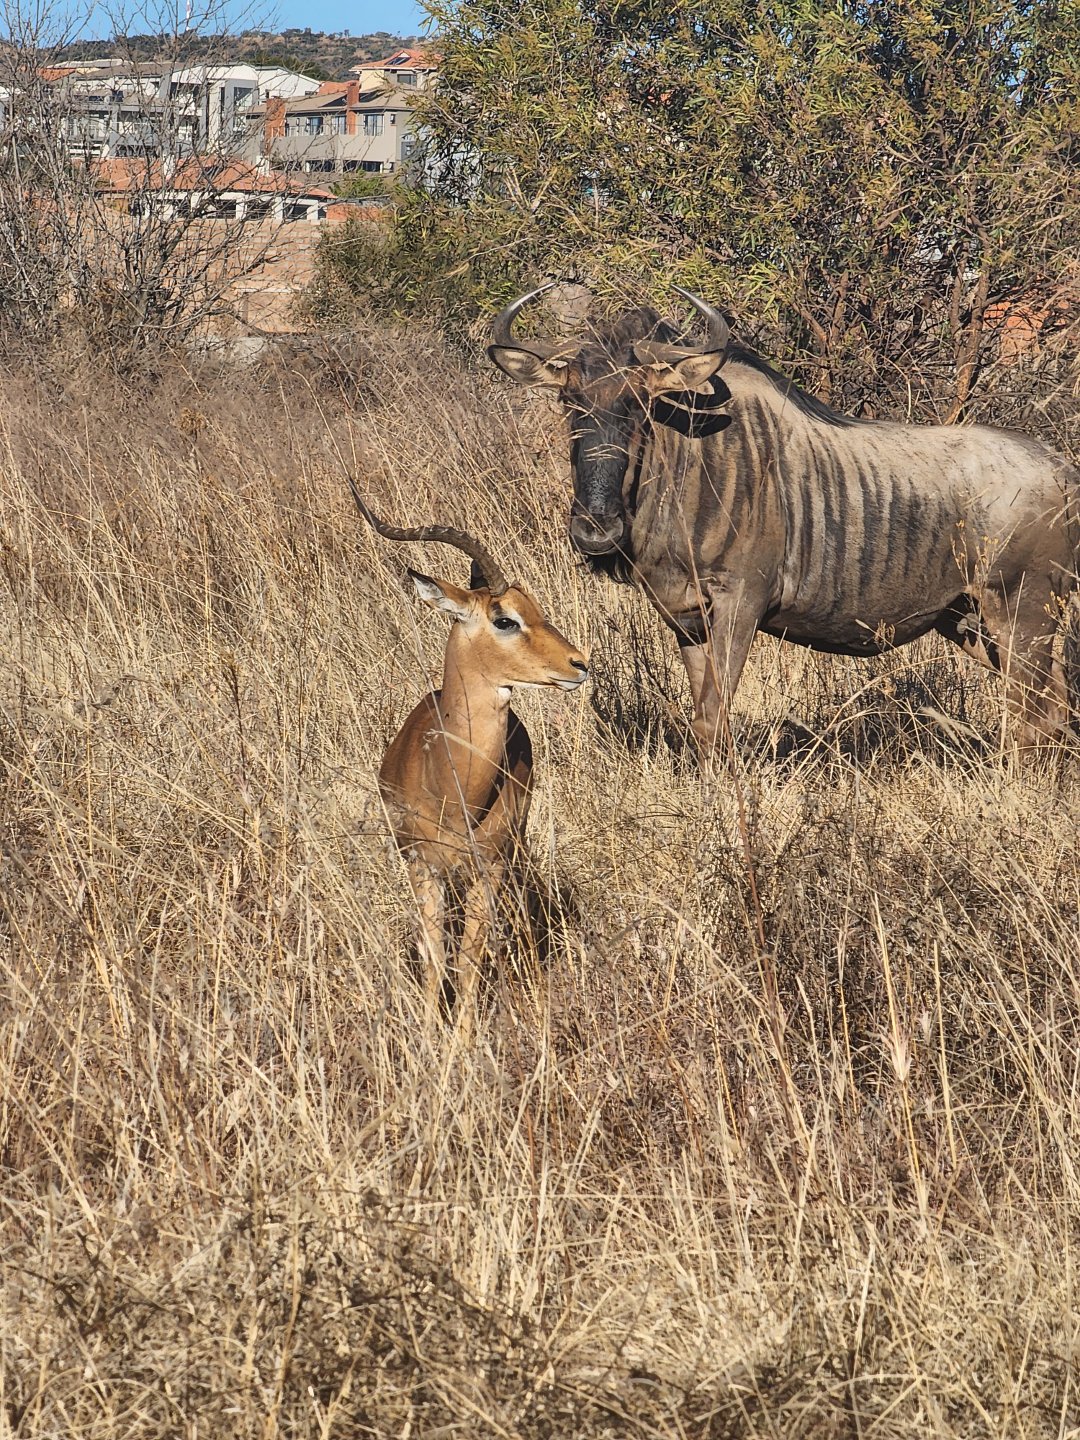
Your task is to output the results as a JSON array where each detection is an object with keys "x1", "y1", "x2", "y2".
[
  {"x1": 249, "y1": 49, "x2": 333, "y2": 81},
  {"x1": 317, "y1": 0, "x2": 1079, "y2": 426}
]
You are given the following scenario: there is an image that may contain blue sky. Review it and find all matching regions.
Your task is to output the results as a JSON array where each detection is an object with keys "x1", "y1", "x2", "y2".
[
  {"x1": 66, "y1": 0, "x2": 429, "y2": 42},
  {"x1": 267, "y1": 0, "x2": 427, "y2": 36}
]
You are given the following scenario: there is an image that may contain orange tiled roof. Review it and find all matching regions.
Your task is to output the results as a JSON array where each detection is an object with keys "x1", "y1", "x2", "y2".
[
  {"x1": 353, "y1": 47, "x2": 440, "y2": 69},
  {"x1": 92, "y1": 156, "x2": 336, "y2": 200},
  {"x1": 249, "y1": 78, "x2": 417, "y2": 117}
]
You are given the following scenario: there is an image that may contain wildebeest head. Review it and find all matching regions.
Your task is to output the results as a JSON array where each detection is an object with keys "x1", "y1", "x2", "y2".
[{"x1": 488, "y1": 286, "x2": 731, "y2": 560}]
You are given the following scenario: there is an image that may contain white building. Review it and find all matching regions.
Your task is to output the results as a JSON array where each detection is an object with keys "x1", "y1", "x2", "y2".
[
  {"x1": 166, "y1": 64, "x2": 321, "y2": 151},
  {"x1": 36, "y1": 58, "x2": 321, "y2": 160}
]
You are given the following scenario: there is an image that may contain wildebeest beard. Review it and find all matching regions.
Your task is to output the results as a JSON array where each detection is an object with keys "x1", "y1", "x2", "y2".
[
  {"x1": 581, "y1": 547, "x2": 636, "y2": 584},
  {"x1": 576, "y1": 375, "x2": 733, "y2": 585}
]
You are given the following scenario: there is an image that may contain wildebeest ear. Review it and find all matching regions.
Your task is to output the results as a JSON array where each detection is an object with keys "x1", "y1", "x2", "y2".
[
  {"x1": 406, "y1": 568, "x2": 474, "y2": 620},
  {"x1": 637, "y1": 350, "x2": 727, "y2": 396},
  {"x1": 487, "y1": 345, "x2": 569, "y2": 388},
  {"x1": 653, "y1": 379, "x2": 733, "y2": 437}
]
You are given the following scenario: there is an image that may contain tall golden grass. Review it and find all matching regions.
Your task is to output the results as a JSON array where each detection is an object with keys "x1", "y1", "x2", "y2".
[{"x1": 0, "y1": 331, "x2": 1078, "y2": 1438}]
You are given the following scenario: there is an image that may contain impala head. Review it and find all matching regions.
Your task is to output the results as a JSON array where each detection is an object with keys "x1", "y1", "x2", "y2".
[
  {"x1": 406, "y1": 570, "x2": 589, "y2": 691},
  {"x1": 488, "y1": 285, "x2": 732, "y2": 561},
  {"x1": 349, "y1": 482, "x2": 589, "y2": 691}
]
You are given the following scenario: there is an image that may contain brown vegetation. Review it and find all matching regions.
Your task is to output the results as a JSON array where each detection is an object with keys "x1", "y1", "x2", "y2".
[
  {"x1": 0, "y1": 328, "x2": 1079, "y2": 1438},
  {"x1": 51, "y1": 29, "x2": 421, "y2": 82}
]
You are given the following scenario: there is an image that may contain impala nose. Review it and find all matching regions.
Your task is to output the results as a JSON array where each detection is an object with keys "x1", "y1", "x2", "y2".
[
  {"x1": 569, "y1": 508, "x2": 627, "y2": 556},
  {"x1": 558, "y1": 654, "x2": 590, "y2": 689}
]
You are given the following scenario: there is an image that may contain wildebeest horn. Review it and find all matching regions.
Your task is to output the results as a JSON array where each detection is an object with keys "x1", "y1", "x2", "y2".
[
  {"x1": 632, "y1": 286, "x2": 731, "y2": 367},
  {"x1": 347, "y1": 476, "x2": 509, "y2": 597},
  {"x1": 490, "y1": 282, "x2": 577, "y2": 360},
  {"x1": 673, "y1": 287, "x2": 730, "y2": 352}
]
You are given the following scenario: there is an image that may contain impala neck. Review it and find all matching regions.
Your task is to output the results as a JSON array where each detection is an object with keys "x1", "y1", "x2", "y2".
[{"x1": 429, "y1": 624, "x2": 512, "y2": 812}]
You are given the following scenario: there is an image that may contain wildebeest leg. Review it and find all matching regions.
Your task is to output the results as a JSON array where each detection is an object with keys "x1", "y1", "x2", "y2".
[
  {"x1": 680, "y1": 579, "x2": 760, "y2": 761},
  {"x1": 976, "y1": 589, "x2": 1069, "y2": 745},
  {"x1": 935, "y1": 595, "x2": 999, "y2": 671},
  {"x1": 679, "y1": 642, "x2": 713, "y2": 750}
]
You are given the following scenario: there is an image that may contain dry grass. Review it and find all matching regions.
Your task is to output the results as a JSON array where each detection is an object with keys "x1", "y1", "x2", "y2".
[{"x1": 0, "y1": 331, "x2": 1079, "y2": 1440}]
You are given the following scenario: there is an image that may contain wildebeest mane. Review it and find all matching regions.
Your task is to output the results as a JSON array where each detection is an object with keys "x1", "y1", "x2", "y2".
[
  {"x1": 587, "y1": 305, "x2": 665, "y2": 346},
  {"x1": 728, "y1": 347, "x2": 859, "y2": 428},
  {"x1": 588, "y1": 309, "x2": 858, "y2": 428}
]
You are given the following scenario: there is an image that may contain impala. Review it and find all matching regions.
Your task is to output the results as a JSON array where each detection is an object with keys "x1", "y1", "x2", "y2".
[{"x1": 351, "y1": 483, "x2": 589, "y2": 1021}]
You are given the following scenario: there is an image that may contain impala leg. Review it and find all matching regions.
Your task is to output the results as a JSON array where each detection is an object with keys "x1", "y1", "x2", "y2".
[
  {"x1": 456, "y1": 860, "x2": 505, "y2": 1029},
  {"x1": 680, "y1": 579, "x2": 760, "y2": 764},
  {"x1": 407, "y1": 858, "x2": 448, "y2": 1018}
]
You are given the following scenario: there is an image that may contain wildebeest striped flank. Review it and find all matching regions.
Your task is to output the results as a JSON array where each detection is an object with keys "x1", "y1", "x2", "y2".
[{"x1": 489, "y1": 286, "x2": 1080, "y2": 755}]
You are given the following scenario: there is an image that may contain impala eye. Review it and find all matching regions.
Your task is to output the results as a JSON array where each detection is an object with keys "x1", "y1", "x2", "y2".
[{"x1": 492, "y1": 616, "x2": 520, "y2": 633}]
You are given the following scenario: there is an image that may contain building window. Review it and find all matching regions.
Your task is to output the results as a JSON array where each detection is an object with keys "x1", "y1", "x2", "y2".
[
  {"x1": 331, "y1": 114, "x2": 346, "y2": 135},
  {"x1": 395, "y1": 70, "x2": 417, "y2": 85},
  {"x1": 306, "y1": 115, "x2": 323, "y2": 135},
  {"x1": 362, "y1": 113, "x2": 383, "y2": 136}
]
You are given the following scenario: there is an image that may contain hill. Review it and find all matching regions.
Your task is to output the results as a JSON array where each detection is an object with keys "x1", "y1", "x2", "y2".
[{"x1": 54, "y1": 28, "x2": 424, "y2": 81}]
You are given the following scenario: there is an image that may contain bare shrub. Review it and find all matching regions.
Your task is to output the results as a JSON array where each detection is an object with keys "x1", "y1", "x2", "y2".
[{"x1": 0, "y1": 0, "x2": 291, "y2": 371}]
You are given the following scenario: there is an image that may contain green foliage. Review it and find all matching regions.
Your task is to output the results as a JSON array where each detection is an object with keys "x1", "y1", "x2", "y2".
[
  {"x1": 332, "y1": 173, "x2": 396, "y2": 200},
  {"x1": 311, "y1": 188, "x2": 506, "y2": 334},
  {"x1": 316, "y1": 0, "x2": 1079, "y2": 421},
  {"x1": 248, "y1": 48, "x2": 332, "y2": 80}
]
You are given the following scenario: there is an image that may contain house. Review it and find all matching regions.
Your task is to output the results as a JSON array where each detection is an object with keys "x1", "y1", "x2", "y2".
[
  {"x1": 93, "y1": 155, "x2": 345, "y2": 224},
  {"x1": 346, "y1": 46, "x2": 439, "y2": 92},
  {"x1": 246, "y1": 62, "x2": 434, "y2": 176},
  {"x1": 167, "y1": 64, "x2": 321, "y2": 151},
  {"x1": 37, "y1": 60, "x2": 175, "y2": 159},
  {"x1": 32, "y1": 58, "x2": 320, "y2": 160}
]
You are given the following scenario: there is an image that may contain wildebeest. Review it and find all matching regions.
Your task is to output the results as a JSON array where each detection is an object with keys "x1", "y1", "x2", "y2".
[
  {"x1": 350, "y1": 487, "x2": 589, "y2": 1025},
  {"x1": 488, "y1": 285, "x2": 1080, "y2": 755}
]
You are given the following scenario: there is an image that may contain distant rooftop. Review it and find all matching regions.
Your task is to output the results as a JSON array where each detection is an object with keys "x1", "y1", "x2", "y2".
[
  {"x1": 248, "y1": 77, "x2": 423, "y2": 118},
  {"x1": 94, "y1": 155, "x2": 336, "y2": 199},
  {"x1": 349, "y1": 47, "x2": 440, "y2": 74},
  {"x1": 46, "y1": 60, "x2": 167, "y2": 80}
]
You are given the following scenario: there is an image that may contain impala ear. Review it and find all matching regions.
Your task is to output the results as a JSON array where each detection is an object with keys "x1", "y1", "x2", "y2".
[
  {"x1": 487, "y1": 345, "x2": 569, "y2": 388},
  {"x1": 406, "y1": 569, "x2": 474, "y2": 620}
]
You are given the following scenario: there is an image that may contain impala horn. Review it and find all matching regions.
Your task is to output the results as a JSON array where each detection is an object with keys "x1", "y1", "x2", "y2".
[{"x1": 348, "y1": 477, "x2": 509, "y2": 598}]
